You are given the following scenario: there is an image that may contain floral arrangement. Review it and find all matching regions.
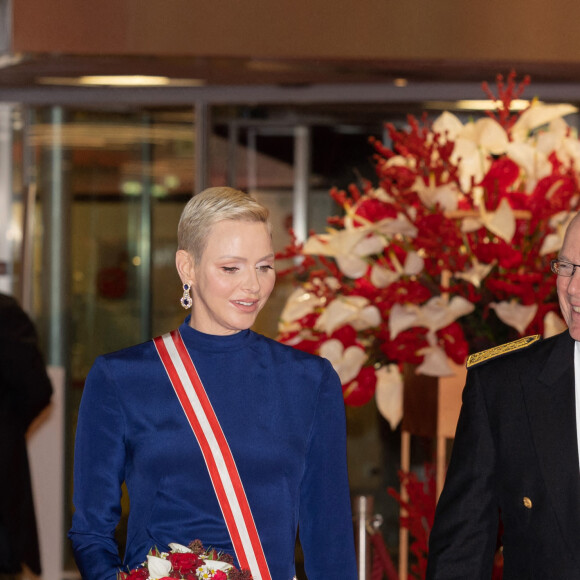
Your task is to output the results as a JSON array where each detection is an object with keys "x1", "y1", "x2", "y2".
[
  {"x1": 117, "y1": 540, "x2": 252, "y2": 580},
  {"x1": 277, "y1": 73, "x2": 580, "y2": 427},
  {"x1": 388, "y1": 466, "x2": 437, "y2": 579}
]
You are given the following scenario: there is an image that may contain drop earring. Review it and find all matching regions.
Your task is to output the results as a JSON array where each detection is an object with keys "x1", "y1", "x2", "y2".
[{"x1": 180, "y1": 283, "x2": 192, "y2": 309}]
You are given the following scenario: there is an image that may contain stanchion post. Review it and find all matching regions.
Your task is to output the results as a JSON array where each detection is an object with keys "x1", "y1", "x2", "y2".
[{"x1": 353, "y1": 494, "x2": 373, "y2": 580}]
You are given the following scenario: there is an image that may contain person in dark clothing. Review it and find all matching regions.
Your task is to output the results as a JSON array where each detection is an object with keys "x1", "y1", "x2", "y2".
[
  {"x1": 427, "y1": 212, "x2": 580, "y2": 579},
  {"x1": 0, "y1": 293, "x2": 52, "y2": 578}
]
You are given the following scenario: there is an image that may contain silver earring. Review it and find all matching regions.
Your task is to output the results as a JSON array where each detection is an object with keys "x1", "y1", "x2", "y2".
[{"x1": 180, "y1": 283, "x2": 192, "y2": 309}]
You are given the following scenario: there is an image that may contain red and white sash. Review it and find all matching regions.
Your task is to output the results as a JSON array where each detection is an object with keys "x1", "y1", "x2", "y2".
[{"x1": 153, "y1": 329, "x2": 272, "y2": 580}]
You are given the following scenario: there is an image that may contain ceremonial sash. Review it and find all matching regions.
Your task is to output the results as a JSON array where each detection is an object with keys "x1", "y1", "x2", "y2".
[{"x1": 153, "y1": 330, "x2": 272, "y2": 580}]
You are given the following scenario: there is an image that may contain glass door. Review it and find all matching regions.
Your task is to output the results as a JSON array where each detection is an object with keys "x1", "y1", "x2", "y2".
[{"x1": 26, "y1": 106, "x2": 197, "y2": 568}]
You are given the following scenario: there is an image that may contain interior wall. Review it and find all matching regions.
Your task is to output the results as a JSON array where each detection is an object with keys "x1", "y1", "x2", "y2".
[{"x1": 12, "y1": 0, "x2": 580, "y2": 65}]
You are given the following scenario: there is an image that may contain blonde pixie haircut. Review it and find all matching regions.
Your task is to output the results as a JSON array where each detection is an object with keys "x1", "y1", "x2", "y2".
[{"x1": 177, "y1": 187, "x2": 271, "y2": 263}]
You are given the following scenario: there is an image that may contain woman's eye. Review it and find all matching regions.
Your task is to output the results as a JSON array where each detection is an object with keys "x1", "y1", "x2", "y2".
[
  {"x1": 222, "y1": 266, "x2": 239, "y2": 273},
  {"x1": 258, "y1": 265, "x2": 274, "y2": 272}
]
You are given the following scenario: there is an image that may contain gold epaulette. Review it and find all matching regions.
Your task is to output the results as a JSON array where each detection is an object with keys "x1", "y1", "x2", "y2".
[{"x1": 466, "y1": 335, "x2": 541, "y2": 368}]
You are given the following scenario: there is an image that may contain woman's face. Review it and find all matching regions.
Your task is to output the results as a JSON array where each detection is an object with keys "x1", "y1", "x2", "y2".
[{"x1": 183, "y1": 219, "x2": 275, "y2": 335}]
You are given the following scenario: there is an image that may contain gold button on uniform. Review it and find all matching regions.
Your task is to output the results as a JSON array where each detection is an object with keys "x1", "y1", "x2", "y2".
[{"x1": 523, "y1": 497, "x2": 532, "y2": 509}]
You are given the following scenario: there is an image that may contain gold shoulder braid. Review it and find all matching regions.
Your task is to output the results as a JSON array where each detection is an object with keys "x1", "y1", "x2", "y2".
[{"x1": 466, "y1": 335, "x2": 541, "y2": 368}]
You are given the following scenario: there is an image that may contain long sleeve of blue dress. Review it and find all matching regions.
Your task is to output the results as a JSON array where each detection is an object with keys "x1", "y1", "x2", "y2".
[
  {"x1": 69, "y1": 356, "x2": 126, "y2": 579},
  {"x1": 69, "y1": 321, "x2": 357, "y2": 580},
  {"x1": 298, "y1": 362, "x2": 357, "y2": 578}
]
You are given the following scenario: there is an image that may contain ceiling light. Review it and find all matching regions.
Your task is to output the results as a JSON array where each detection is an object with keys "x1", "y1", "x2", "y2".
[
  {"x1": 454, "y1": 99, "x2": 532, "y2": 111},
  {"x1": 37, "y1": 75, "x2": 205, "y2": 87}
]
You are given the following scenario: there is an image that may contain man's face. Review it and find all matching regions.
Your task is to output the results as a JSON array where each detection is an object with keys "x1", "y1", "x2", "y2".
[{"x1": 557, "y1": 217, "x2": 580, "y2": 341}]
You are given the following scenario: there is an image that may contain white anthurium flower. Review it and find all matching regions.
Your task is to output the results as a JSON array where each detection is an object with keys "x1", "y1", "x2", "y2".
[
  {"x1": 302, "y1": 227, "x2": 370, "y2": 257},
  {"x1": 374, "y1": 214, "x2": 419, "y2": 238},
  {"x1": 389, "y1": 295, "x2": 475, "y2": 339},
  {"x1": 490, "y1": 301, "x2": 538, "y2": 334},
  {"x1": 353, "y1": 305, "x2": 382, "y2": 330},
  {"x1": 414, "y1": 177, "x2": 460, "y2": 212},
  {"x1": 335, "y1": 254, "x2": 369, "y2": 279},
  {"x1": 315, "y1": 296, "x2": 380, "y2": 335},
  {"x1": 385, "y1": 154, "x2": 416, "y2": 170},
  {"x1": 404, "y1": 251, "x2": 425, "y2": 276},
  {"x1": 461, "y1": 198, "x2": 516, "y2": 243},
  {"x1": 417, "y1": 295, "x2": 475, "y2": 332},
  {"x1": 389, "y1": 303, "x2": 422, "y2": 339},
  {"x1": 319, "y1": 339, "x2": 367, "y2": 385},
  {"x1": 323, "y1": 276, "x2": 342, "y2": 291},
  {"x1": 533, "y1": 118, "x2": 580, "y2": 174},
  {"x1": 370, "y1": 264, "x2": 401, "y2": 288},
  {"x1": 535, "y1": 117, "x2": 568, "y2": 155},
  {"x1": 168, "y1": 543, "x2": 191, "y2": 553},
  {"x1": 505, "y1": 141, "x2": 552, "y2": 192},
  {"x1": 352, "y1": 232, "x2": 386, "y2": 256},
  {"x1": 432, "y1": 110, "x2": 465, "y2": 142},
  {"x1": 462, "y1": 117, "x2": 509, "y2": 156},
  {"x1": 461, "y1": 215, "x2": 485, "y2": 234},
  {"x1": 416, "y1": 345, "x2": 455, "y2": 377},
  {"x1": 452, "y1": 118, "x2": 509, "y2": 192},
  {"x1": 375, "y1": 364, "x2": 404, "y2": 430},
  {"x1": 279, "y1": 287, "x2": 325, "y2": 324},
  {"x1": 303, "y1": 226, "x2": 386, "y2": 279},
  {"x1": 540, "y1": 233, "x2": 563, "y2": 256},
  {"x1": 483, "y1": 198, "x2": 517, "y2": 243},
  {"x1": 371, "y1": 187, "x2": 396, "y2": 203},
  {"x1": 510, "y1": 102, "x2": 578, "y2": 143},
  {"x1": 416, "y1": 333, "x2": 456, "y2": 377},
  {"x1": 147, "y1": 555, "x2": 172, "y2": 579},
  {"x1": 540, "y1": 210, "x2": 576, "y2": 255},
  {"x1": 334, "y1": 230, "x2": 387, "y2": 278},
  {"x1": 369, "y1": 251, "x2": 424, "y2": 289},
  {"x1": 560, "y1": 135, "x2": 580, "y2": 172},
  {"x1": 453, "y1": 136, "x2": 492, "y2": 193},
  {"x1": 454, "y1": 259, "x2": 494, "y2": 288},
  {"x1": 543, "y1": 311, "x2": 567, "y2": 338}
]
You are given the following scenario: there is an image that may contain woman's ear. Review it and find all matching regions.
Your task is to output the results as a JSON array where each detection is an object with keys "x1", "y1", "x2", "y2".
[{"x1": 175, "y1": 250, "x2": 195, "y2": 285}]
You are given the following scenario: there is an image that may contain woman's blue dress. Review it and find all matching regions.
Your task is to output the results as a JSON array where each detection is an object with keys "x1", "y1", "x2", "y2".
[{"x1": 69, "y1": 318, "x2": 357, "y2": 580}]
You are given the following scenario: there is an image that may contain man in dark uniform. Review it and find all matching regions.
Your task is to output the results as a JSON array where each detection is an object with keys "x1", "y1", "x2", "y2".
[
  {"x1": 0, "y1": 294, "x2": 52, "y2": 578},
  {"x1": 427, "y1": 212, "x2": 580, "y2": 579}
]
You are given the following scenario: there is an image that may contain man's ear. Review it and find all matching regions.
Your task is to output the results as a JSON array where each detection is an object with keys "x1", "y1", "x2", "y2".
[{"x1": 175, "y1": 250, "x2": 195, "y2": 285}]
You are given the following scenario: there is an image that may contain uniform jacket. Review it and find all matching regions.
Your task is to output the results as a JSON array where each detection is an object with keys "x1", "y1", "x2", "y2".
[
  {"x1": 427, "y1": 330, "x2": 580, "y2": 579},
  {"x1": 0, "y1": 294, "x2": 52, "y2": 574}
]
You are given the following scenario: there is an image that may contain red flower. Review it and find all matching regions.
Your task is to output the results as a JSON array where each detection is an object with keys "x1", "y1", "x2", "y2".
[
  {"x1": 353, "y1": 197, "x2": 398, "y2": 223},
  {"x1": 438, "y1": 323, "x2": 470, "y2": 365},
  {"x1": 331, "y1": 325, "x2": 358, "y2": 347},
  {"x1": 473, "y1": 239, "x2": 523, "y2": 270},
  {"x1": 342, "y1": 366, "x2": 377, "y2": 406},
  {"x1": 168, "y1": 552, "x2": 203, "y2": 574},
  {"x1": 479, "y1": 158, "x2": 520, "y2": 209},
  {"x1": 123, "y1": 568, "x2": 149, "y2": 580},
  {"x1": 211, "y1": 572, "x2": 228, "y2": 580},
  {"x1": 380, "y1": 328, "x2": 429, "y2": 366}
]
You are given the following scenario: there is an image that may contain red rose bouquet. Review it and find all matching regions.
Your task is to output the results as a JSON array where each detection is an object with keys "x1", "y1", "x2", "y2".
[{"x1": 117, "y1": 540, "x2": 252, "y2": 580}]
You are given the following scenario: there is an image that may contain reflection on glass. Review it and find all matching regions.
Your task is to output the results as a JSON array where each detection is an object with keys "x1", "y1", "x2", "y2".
[{"x1": 29, "y1": 107, "x2": 197, "y2": 568}]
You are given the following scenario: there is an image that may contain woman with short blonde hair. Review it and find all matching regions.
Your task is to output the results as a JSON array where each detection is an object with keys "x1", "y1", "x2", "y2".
[{"x1": 70, "y1": 187, "x2": 357, "y2": 580}]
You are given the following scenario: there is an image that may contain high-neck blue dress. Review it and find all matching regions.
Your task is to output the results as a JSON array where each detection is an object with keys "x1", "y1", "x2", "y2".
[{"x1": 69, "y1": 318, "x2": 357, "y2": 580}]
